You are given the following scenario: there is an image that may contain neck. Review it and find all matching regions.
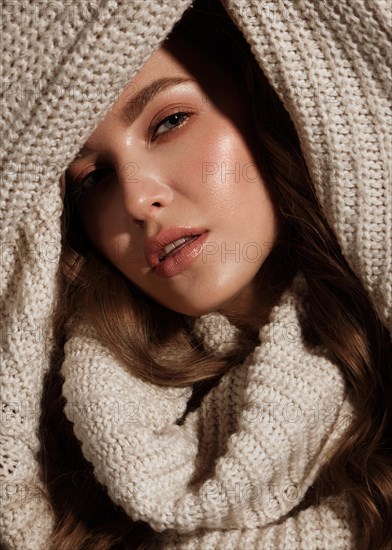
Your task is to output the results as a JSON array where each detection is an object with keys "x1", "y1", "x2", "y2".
[{"x1": 219, "y1": 258, "x2": 297, "y2": 336}]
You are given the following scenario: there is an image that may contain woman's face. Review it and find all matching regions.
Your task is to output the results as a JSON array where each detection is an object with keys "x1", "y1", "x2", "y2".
[{"x1": 67, "y1": 36, "x2": 281, "y2": 317}]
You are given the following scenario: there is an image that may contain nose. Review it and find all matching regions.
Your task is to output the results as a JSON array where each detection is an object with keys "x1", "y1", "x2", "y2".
[{"x1": 117, "y1": 159, "x2": 174, "y2": 224}]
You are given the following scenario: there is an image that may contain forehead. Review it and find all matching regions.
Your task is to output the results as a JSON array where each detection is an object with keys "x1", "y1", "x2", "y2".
[
  {"x1": 110, "y1": 36, "x2": 232, "y2": 124},
  {"x1": 121, "y1": 29, "x2": 237, "y2": 101},
  {"x1": 108, "y1": 43, "x2": 200, "y2": 118}
]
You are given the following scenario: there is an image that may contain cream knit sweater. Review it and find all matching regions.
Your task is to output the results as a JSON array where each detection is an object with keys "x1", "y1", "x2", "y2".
[
  {"x1": 1, "y1": 1, "x2": 391, "y2": 549},
  {"x1": 61, "y1": 273, "x2": 357, "y2": 549}
]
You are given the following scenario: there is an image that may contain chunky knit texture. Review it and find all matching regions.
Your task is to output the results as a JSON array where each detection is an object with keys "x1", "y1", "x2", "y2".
[
  {"x1": 1, "y1": 1, "x2": 391, "y2": 549},
  {"x1": 61, "y1": 273, "x2": 357, "y2": 548}
]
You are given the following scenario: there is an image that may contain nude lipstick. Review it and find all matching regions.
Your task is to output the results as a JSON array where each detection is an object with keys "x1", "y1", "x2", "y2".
[{"x1": 146, "y1": 227, "x2": 209, "y2": 277}]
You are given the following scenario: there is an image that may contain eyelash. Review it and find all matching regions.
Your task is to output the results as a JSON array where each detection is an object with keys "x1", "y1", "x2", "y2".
[
  {"x1": 151, "y1": 110, "x2": 191, "y2": 141},
  {"x1": 69, "y1": 110, "x2": 192, "y2": 198}
]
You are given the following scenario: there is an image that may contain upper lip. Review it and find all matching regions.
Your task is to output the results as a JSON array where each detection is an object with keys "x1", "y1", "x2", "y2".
[{"x1": 146, "y1": 226, "x2": 207, "y2": 269}]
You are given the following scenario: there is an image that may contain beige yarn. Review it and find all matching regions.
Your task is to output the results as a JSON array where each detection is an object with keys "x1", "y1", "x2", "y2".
[
  {"x1": 61, "y1": 273, "x2": 357, "y2": 549},
  {"x1": 1, "y1": 1, "x2": 391, "y2": 549}
]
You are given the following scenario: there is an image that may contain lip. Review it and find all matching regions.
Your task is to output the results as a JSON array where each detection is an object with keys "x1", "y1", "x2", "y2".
[{"x1": 146, "y1": 226, "x2": 209, "y2": 276}]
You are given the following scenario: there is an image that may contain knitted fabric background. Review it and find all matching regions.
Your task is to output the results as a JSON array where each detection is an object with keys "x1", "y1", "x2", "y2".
[{"x1": 1, "y1": 1, "x2": 391, "y2": 548}]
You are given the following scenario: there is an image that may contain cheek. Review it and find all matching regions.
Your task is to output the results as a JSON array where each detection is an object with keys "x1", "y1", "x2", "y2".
[
  {"x1": 207, "y1": 127, "x2": 280, "y2": 250},
  {"x1": 198, "y1": 122, "x2": 272, "y2": 210},
  {"x1": 166, "y1": 114, "x2": 251, "y2": 194}
]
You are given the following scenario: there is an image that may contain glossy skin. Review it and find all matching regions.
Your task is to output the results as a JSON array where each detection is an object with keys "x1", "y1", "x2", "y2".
[{"x1": 67, "y1": 36, "x2": 281, "y2": 317}]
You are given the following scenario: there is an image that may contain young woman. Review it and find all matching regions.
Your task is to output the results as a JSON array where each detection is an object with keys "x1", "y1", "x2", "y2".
[{"x1": 1, "y1": 1, "x2": 391, "y2": 549}]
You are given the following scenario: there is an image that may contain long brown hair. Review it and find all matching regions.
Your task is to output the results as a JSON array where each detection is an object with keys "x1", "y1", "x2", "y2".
[{"x1": 39, "y1": 0, "x2": 392, "y2": 548}]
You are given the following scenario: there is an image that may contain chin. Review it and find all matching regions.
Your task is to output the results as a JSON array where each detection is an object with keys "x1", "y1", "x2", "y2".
[
  {"x1": 157, "y1": 297, "x2": 225, "y2": 318},
  {"x1": 167, "y1": 303, "x2": 216, "y2": 318}
]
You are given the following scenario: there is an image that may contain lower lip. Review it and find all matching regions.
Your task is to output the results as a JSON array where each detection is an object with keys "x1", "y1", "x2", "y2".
[{"x1": 154, "y1": 232, "x2": 209, "y2": 278}]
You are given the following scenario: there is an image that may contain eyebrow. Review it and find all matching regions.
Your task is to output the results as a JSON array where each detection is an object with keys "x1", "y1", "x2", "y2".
[{"x1": 73, "y1": 77, "x2": 195, "y2": 161}]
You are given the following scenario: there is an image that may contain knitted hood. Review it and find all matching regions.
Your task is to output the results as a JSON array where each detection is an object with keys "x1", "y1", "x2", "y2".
[{"x1": 1, "y1": 1, "x2": 391, "y2": 548}]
